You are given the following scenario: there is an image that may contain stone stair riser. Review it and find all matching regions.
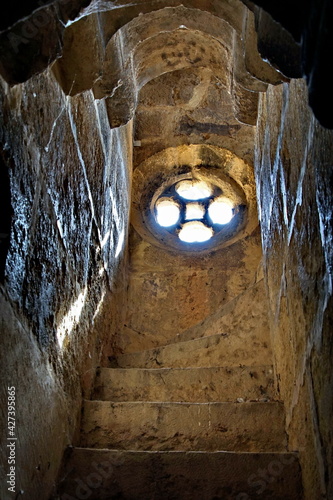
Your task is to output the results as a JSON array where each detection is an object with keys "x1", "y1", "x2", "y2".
[
  {"x1": 94, "y1": 366, "x2": 275, "y2": 402},
  {"x1": 56, "y1": 449, "x2": 303, "y2": 500},
  {"x1": 80, "y1": 401, "x2": 287, "y2": 452},
  {"x1": 114, "y1": 334, "x2": 272, "y2": 369}
]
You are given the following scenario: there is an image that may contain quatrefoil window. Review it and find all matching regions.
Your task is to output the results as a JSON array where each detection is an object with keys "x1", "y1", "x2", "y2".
[{"x1": 154, "y1": 179, "x2": 234, "y2": 243}]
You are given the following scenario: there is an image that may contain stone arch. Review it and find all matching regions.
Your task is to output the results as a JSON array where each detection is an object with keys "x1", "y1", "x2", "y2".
[
  {"x1": 53, "y1": 5, "x2": 284, "y2": 128},
  {"x1": 0, "y1": 0, "x2": 331, "y2": 127}
]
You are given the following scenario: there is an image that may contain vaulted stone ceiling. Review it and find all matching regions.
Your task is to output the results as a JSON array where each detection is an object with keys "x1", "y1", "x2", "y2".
[
  {"x1": 51, "y1": 1, "x2": 285, "y2": 129},
  {"x1": 0, "y1": 0, "x2": 332, "y2": 128},
  {"x1": 0, "y1": 0, "x2": 288, "y2": 265}
]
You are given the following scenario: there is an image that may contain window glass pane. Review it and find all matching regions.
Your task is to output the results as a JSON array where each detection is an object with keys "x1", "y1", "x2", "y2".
[
  {"x1": 155, "y1": 198, "x2": 180, "y2": 227},
  {"x1": 178, "y1": 221, "x2": 213, "y2": 243},
  {"x1": 208, "y1": 197, "x2": 233, "y2": 224},
  {"x1": 185, "y1": 202, "x2": 205, "y2": 220},
  {"x1": 176, "y1": 180, "x2": 212, "y2": 200}
]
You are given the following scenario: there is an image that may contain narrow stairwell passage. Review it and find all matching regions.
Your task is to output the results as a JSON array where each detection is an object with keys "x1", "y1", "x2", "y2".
[{"x1": 55, "y1": 330, "x2": 303, "y2": 499}]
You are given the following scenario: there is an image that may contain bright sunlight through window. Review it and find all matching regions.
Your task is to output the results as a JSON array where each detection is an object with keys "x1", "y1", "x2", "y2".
[
  {"x1": 153, "y1": 176, "x2": 238, "y2": 248},
  {"x1": 155, "y1": 198, "x2": 180, "y2": 227},
  {"x1": 185, "y1": 202, "x2": 205, "y2": 220},
  {"x1": 179, "y1": 221, "x2": 213, "y2": 243},
  {"x1": 175, "y1": 180, "x2": 213, "y2": 200},
  {"x1": 208, "y1": 197, "x2": 234, "y2": 225}
]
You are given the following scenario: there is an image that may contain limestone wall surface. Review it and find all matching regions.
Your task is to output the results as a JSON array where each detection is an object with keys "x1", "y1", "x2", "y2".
[
  {"x1": 113, "y1": 226, "x2": 266, "y2": 356},
  {"x1": 0, "y1": 70, "x2": 132, "y2": 500},
  {"x1": 255, "y1": 78, "x2": 333, "y2": 500}
]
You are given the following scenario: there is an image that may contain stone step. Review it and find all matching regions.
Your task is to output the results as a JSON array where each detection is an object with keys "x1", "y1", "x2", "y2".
[
  {"x1": 79, "y1": 400, "x2": 286, "y2": 452},
  {"x1": 93, "y1": 365, "x2": 275, "y2": 402},
  {"x1": 167, "y1": 279, "x2": 270, "y2": 346},
  {"x1": 114, "y1": 280, "x2": 272, "y2": 355},
  {"x1": 111, "y1": 332, "x2": 272, "y2": 369},
  {"x1": 55, "y1": 448, "x2": 303, "y2": 500}
]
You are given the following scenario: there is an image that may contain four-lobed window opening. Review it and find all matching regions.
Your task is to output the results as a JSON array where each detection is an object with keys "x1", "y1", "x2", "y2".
[{"x1": 155, "y1": 179, "x2": 234, "y2": 244}]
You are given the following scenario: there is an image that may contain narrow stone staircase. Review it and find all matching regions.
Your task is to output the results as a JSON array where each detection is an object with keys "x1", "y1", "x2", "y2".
[{"x1": 55, "y1": 333, "x2": 303, "y2": 499}]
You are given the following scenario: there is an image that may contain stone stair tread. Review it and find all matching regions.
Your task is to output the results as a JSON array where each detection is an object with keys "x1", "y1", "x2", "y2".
[
  {"x1": 93, "y1": 365, "x2": 275, "y2": 402},
  {"x1": 111, "y1": 332, "x2": 271, "y2": 369},
  {"x1": 79, "y1": 400, "x2": 287, "y2": 452},
  {"x1": 55, "y1": 448, "x2": 303, "y2": 500},
  {"x1": 114, "y1": 332, "x2": 226, "y2": 357},
  {"x1": 165, "y1": 279, "x2": 270, "y2": 346},
  {"x1": 115, "y1": 281, "x2": 272, "y2": 355}
]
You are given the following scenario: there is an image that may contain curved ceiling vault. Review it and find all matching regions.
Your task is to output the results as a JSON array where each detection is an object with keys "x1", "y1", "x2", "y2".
[
  {"x1": 52, "y1": 3, "x2": 285, "y2": 128},
  {"x1": 0, "y1": 0, "x2": 331, "y2": 128},
  {"x1": 46, "y1": 2, "x2": 286, "y2": 255},
  {"x1": 1, "y1": 1, "x2": 290, "y2": 254}
]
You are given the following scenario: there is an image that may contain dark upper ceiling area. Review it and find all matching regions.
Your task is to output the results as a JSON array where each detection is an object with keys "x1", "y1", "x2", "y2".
[{"x1": 0, "y1": 0, "x2": 332, "y2": 128}]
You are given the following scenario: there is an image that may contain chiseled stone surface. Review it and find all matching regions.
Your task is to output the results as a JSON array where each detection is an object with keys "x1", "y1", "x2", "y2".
[
  {"x1": 134, "y1": 65, "x2": 256, "y2": 167},
  {"x1": 113, "y1": 229, "x2": 267, "y2": 356},
  {"x1": 113, "y1": 332, "x2": 271, "y2": 370},
  {"x1": 0, "y1": 291, "x2": 71, "y2": 500},
  {"x1": 256, "y1": 78, "x2": 333, "y2": 499},
  {"x1": 172, "y1": 278, "x2": 270, "y2": 344},
  {"x1": 2, "y1": 1, "x2": 331, "y2": 499},
  {"x1": 0, "y1": 69, "x2": 131, "y2": 500},
  {"x1": 55, "y1": 448, "x2": 303, "y2": 500},
  {"x1": 93, "y1": 365, "x2": 275, "y2": 402},
  {"x1": 80, "y1": 400, "x2": 287, "y2": 452}
]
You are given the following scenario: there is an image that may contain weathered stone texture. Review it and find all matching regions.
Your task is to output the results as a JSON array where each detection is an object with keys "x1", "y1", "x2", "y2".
[
  {"x1": 255, "y1": 78, "x2": 333, "y2": 499},
  {"x1": 113, "y1": 332, "x2": 271, "y2": 370},
  {"x1": 112, "y1": 228, "x2": 267, "y2": 355},
  {"x1": 0, "y1": 68, "x2": 131, "y2": 499},
  {"x1": 0, "y1": 292, "x2": 71, "y2": 500},
  {"x1": 56, "y1": 448, "x2": 303, "y2": 500},
  {"x1": 80, "y1": 400, "x2": 287, "y2": 452},
  {"x1": 94, "y1": 365, "x2": 275, "y2": 402},
  {"x1": 1, "y1": 2, "x2": 332, "y2": 499},
  {"x1": 134, "y1": 67, "x2": 256, "y2": 168}
]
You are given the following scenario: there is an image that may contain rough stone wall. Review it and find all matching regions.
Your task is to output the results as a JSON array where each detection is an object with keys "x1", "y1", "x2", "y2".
[
  {"x1": 110, "y1": 58, "x2": 268, "y2": 357},
  {"x1": 112, "y1": 226, "x2": 266, "y2": 355},
  {"x1": 0, "y1": 69, "x2": 132, "y2": 499},
  {"x1": 255, "y1": 78, "x2": 333, "y2": 499},
  {"x1": 133, "y1": 66, "x2": 256, "y2": 168}
]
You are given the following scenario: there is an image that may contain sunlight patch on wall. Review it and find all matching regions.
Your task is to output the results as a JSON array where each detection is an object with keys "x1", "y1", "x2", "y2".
[{"x1": 57, "y1": 287, "x2": 87, "y2": 349}]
